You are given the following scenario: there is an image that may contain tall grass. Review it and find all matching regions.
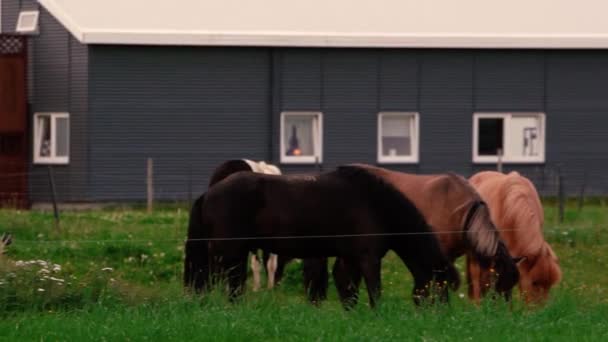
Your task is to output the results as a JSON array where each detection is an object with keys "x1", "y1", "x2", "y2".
[{"x1": 0, "y1": 202, "x2": 607, "y2": 340}]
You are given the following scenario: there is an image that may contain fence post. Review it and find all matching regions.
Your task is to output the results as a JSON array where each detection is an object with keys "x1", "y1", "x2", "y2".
[
  {"x1": 496, "y1": 148, "x2": 503, "y2": 173},
  {"x1": 147, "y1": 158, "x2": 154, "y2": 213},
  {"x1": 578, "y1": 171, "x2": 587, "y2": 211},
  {"x1": 556, "y1": 165, "x2": 565, "y2": 223},
  {"x1": 47, "y1": 165, "x2": 60, "y2": 229},
  {"x1": 188, "y1": 164, "x2": 193, "y2": 208}
]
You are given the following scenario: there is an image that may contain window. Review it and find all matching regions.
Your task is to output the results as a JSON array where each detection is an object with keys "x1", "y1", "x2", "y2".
[
  {"x1": 16, "y1": 10, "x2": 39, "y2": 34},
  {"x1": 377, "y1": 112, "x2": 419, "y2": 163},
  {"x1": 473, "y1": 112, "x2": 545, "y2": 163},
  {"x1": 33, "y1": 113, "x2": 69, "y2": 164},
  {"x1": 280, "y1": 112, "x2": 322, "y2": 164}
]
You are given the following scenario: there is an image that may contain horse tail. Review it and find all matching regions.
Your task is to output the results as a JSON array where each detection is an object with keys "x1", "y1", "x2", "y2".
[{"x1": 184, "y1": 193, "x2": 209, "y2": 293}]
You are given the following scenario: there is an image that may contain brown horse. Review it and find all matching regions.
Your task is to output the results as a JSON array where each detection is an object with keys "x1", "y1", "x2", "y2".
[
  {"x1": 468, "y1": 171, "x2": 562, "y2": 303},
  {"x1": 188, "y1": 166, "x2": 460, "y2": 308},
  {"x1": 331, "y1": 165, "x2": 521, "y2": 307}
]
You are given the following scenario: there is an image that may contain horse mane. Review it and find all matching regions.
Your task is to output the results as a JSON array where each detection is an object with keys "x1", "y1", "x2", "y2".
[
  {"x1": 336, "y1": 165, "x2": 459, "y2": 287},
  {"x1": 209, "y1": 159, "x2": 282, "y2": 187},
  {"x1": 499, "y1": 172, "x2": 545, "y2": 257},
  {"x1": 444, "y1": 173, "x2": 502, "y2": 260}
]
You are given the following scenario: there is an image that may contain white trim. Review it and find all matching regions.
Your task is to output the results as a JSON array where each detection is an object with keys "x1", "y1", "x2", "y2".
[
  {"x1": 15, "y1": 10, "x2": 39, "y2": 34},
  {"x1": 37, "y1": 0, "x2": 608, "y2": 48},
  {"x1": 33, "y1": 112, "x2": 70, "y2": 165},
  {"x1": 377, "y1": 112, "x2": 419, "y2": 164},
  {"x1": 472, "y1": 112, "x2": 545, "y2": 164},
  {"x1": 280, "y1": 111, "x2": 323, "y2": 164}
]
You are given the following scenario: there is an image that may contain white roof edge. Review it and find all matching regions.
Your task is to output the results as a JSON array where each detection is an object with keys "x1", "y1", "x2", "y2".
[
  {"x1": 38, "y1": 0, "x2": 84, "y2": 42},
  {"x1": 38, "y1": 0, "x2": 608, "y2": 49},
  {"x1": 81, "y1": 31, "x2": 608, "y2": 49}
]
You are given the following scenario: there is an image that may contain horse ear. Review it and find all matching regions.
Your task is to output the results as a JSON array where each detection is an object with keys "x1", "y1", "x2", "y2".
[{"x1": 512, "y1": 256, "x2": 527, "y2": 265}]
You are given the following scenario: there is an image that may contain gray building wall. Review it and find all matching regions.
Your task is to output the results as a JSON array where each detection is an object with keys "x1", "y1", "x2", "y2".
[
  {"x1": 90, "y1": 47, "x2": 608, "y2": 199},
  {"x1": 2, "y1": 1, "x2": 89, "y2": 202},
  {"x1": 4, "y1": 0, "x2": 608, "y2": 199},
  {"x1": 88, "y1": 46, "x2": 271, "y2": 201}
]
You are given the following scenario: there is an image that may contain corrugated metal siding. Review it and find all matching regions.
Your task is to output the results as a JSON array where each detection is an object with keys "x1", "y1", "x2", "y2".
[
  {"x1": 15, "y1": 6, "x2": 90, "y2": 202},
  {"x1": 88, "y1": 46, "x2": 270, "y2": 201},
  {"x1": 278, "y1": 48, "x2": 608, "y2": 195},
  {"x1": 1, "y1": 0, "x2": 18, "y2": 33}
]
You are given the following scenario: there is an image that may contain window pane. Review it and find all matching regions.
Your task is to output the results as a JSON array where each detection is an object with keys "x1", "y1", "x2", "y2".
[
  {"x1": 478, "y1": 118, "x2": 503, "y2": 156},
  {"x1": 284, "y1": 115, "x2": 315, "y2": 156},
  {"x1": 507, "y1": 116, "x2": 541, "y2": 158},
  {"x1": 55, "y1": 117, "x2": 69, "y2": 157},
  {"x1": 381, "y1": 116, "x2": 411, "y2": 156},
  {"x1": 37, "y1": 116, "x2": 51, "y2": 157}
]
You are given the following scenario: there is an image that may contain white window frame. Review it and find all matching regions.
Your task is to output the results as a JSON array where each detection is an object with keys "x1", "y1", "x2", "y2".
[
  {"x1": 377, "y1": 112, "x2": 420, "y2": 164},
  {"x1": 280, "y1": 111, "x2": 323, "y2": 164},
  {"x1": 33, "y1": 112, "x2": 70, "y2": 165},
  {"x1": 15, "y1": 10, "x2": 39, "y2": 34},
  {"x1": 472, "y1": 112, "x2": 546, "y2": 164}
]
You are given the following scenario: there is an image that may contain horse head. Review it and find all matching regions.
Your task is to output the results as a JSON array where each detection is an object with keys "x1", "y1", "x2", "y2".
[
  {"x1": 465, "y1": 200, "x2": 521, "y2": 299},
  {"x1": 491, "y1": 241, "x2": 522, "y2": 299},
  {"x1": 518, "y1": 242, "x2": 562, "y2": 303}
]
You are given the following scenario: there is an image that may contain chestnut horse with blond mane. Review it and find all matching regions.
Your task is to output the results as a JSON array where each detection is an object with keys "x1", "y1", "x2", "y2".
[
  {"x1": 468, "y1": 171, "x2": 561, "y2": 303},
  {"x1": 331, "y1": 164, "x2": 521, "y2": 308}
]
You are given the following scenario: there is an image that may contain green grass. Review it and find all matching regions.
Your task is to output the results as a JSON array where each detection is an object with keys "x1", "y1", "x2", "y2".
[{"x1": 0, "y1": 202, "x2": 607, "y2": 340}]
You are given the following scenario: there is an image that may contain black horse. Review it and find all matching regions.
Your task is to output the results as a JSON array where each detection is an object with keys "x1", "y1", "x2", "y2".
[
  {"x1": 184, "y1": 159, "x2": 282, "y2": 293},
  {"x1": 185, "y1": 165, "x2": 459, "y2": 308}
]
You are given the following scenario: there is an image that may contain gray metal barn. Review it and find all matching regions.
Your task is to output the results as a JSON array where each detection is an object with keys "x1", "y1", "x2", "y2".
[{"x1": 1, "y1": 0, "x2": 608, "y2": 204}]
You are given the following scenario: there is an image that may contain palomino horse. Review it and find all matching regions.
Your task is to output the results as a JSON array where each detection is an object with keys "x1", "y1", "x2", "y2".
[
  {"x1": 184, "y1": 159, "x2": 281, "y2": 293},
  {"x1": 468, "y1": 171, "x2": 562, "y2": 303},
  {"x1": 187, "y1": 165, "x2": 459, "y2": 308},
  {"x1": 331, "y1": 165, "x2": 521, "y2": 307}
]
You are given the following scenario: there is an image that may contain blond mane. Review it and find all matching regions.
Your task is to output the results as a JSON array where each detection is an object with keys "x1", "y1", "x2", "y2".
[{"x1": 499, "y1": 172, "x2": 545, "y2": 257}]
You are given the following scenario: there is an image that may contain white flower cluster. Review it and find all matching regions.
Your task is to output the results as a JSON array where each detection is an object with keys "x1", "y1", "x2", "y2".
[{"x1": 14, "y1": 259, "x2": 62, "y2": 273}]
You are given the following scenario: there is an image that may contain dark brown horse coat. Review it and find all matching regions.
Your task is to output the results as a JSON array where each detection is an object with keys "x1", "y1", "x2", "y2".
[
  {"x1": 330, "y1": 165, "x2": 520, "y2": 306},
  {"x1": 186, "y1": 166, "x2": 459, "y2": 307}
]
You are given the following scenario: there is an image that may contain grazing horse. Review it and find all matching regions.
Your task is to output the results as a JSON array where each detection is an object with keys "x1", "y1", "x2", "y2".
[
  {"x1": 188, "y1": 165, "x2": 459, "y2": 308},
  {"x1": 331, "y1": 165, "x2": 521, "y2": 307},
  {"x1": 468, "y1": 171, "x2": 562, "y2": 303},
  {"x1": 184, "y1": 159, "x2": 281, "y2": 293}
]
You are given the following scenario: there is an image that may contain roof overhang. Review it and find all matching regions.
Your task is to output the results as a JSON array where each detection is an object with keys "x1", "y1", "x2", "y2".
[{"x1": 38, "y1": 0, "x2": 608, "y2": 49}]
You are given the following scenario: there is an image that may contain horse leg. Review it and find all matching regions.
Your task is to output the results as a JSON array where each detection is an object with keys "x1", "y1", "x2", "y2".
[
  {"x1": 225, "y1": 253, "x2": 248, "y2": 301},
  {"x1": 184, "y1": 239, "x2": 210, "y2": 294},
  {"x1": 332, "y1": 257, "x2": 362, "y2": 310},
  {"x1": 266, "y1": 253, "x2": 278, "y2": 289},
  {"x1": 250, "y1": 254, "x2": 262, "y2": 292},
  {"x1": 466, "y1": 252, "x2": 483, "y2": 303},
  {"x1": 359, "y1": 256, "x2": 382, "y2": 309},
  {"x1": 303, "y1": 257, "x2": 329, "y2": 304}
]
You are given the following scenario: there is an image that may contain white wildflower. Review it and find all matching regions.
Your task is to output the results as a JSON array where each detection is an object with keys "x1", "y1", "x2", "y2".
[
  {"x1": 49, "y1": 277, "x2": 64, "y2": 283},
  {"x1": 141, "y1": 254, "x2": 148, "y2": 261},
  {"x1": 38, "y1": 269, "x2": 51, "y2": 275},
  {"x1": 37, "y1": 288, "x2": 45, "y2": 292},
  {"x1": 15, "y1": 261, "x2": 25, "y2": 267},
  {"x1": 459, "y1": 293, "x2": 465, "y2": 299},
  {"x1": 101, "y1": 267, "x2": 113, "y2": 272}
]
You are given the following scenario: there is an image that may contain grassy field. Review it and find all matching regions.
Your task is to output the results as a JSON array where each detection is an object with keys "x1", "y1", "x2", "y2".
[{"x1": 0, "y1": 201, "x2": 607, "y2": 341}]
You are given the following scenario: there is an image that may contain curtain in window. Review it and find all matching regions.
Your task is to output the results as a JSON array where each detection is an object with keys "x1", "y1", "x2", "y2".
[
  {"x1": 285, "y1": 115, "x2": 315, "y2": 156},
  {"x1": 381, "y1": 115, "x2": 411, "y2": 156}
]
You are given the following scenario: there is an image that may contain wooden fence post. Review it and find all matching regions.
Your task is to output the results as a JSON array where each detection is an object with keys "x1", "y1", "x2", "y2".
[
  {"x1": 556, "y1": 166, "x2": 565, "y2": 223},
  {"x1": 147, "y1": 158, "x2": 154, "y2": 213},
  {"x1": 497, "y1": 148, "x2": 503, "y2": 173},
  {"x1": 47, "y1": 165, "x2": 60, "y2": 229}
]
